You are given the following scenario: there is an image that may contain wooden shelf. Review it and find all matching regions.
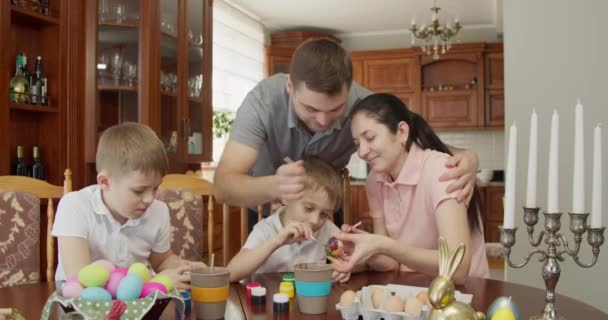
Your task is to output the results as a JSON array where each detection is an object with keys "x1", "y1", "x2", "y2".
[
  {"x1": 10, "y1": 5, "x2": 59, "y2": 25},
  {"x1": 161, "y1": 90, "x2": 177, "y2": 97},
  {"x1": 98, "y1": 85, "x2": 137, "y2": 92},
  {"x1": 99, "y1": 22, "x2": 138, "y2": 29},
  {"x1": 9, "y1": 102, "x2": 58, "y2": 113},
  {"x1": 161, "y1": 31, "x2": 177, "y2": 40}
]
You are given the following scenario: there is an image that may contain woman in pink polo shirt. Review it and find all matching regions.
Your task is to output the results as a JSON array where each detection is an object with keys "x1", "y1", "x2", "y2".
[{"x1": 332, "y1": 93, "x2": 489, "y2": 282}]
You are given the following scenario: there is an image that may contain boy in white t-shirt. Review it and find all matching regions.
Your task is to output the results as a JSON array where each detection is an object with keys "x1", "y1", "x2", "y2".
[
  {"x1": 52, "y1": 122, "x2": 205, "y2": 289},
  {"x1": 227, "y1": 157, "x2": 351, "y2": 283}
]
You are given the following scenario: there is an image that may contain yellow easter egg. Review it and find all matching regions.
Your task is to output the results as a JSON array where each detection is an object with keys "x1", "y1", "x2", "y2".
[
  {"x1": 339, "y1": 290, "x2": 356, "y2": 307},
  {"x1": 78, "y1": 263, "x2": 110, "y2": 287},
  {"x1": 128, "y1": 262, "x2": 150, "y2": 283},
  {"x1": 492, "y1": 307, "x2": 516, "y2": 320},
  {"x1": 371, "y1": 287, "x2": 384, "y2": 309},
  {"x1": 150, "y1": 275, "x2": 174, "y2": 292}
]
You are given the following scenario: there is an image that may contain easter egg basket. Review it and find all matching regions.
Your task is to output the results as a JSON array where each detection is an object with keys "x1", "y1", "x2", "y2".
[{"x1": 41, "y1": 289, "x2": 185, "y2": 320}]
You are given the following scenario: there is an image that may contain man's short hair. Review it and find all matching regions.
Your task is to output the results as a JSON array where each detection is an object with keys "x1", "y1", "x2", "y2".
[
  {"x1": 96, "y1": 122, "x2": 169, "y2": 176},
  {"x1": 289, "y1": 38, "x2": 353, "y2": 96}
]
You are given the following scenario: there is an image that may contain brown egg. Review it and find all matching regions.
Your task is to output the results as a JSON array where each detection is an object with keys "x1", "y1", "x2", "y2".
[
  {"x1": 371, "y1": 287, "x2": 385, "y2": 309},
  {"x1": 384, "y1": 294, "x2": 405, "y2": 312},
  {"x1": 339, "y1": 290, "x2": 356, "y2": 307},
  {"x1": 404, "y1": 297, "x2": 423, "y2": 317},
  {"x1": 416, "y1": 291, "x2": 429, "y2": 304}
]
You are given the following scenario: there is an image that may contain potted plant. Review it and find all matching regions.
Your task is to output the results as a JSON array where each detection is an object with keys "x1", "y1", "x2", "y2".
[{"x1": 212, "y1": 110, "x2": 234, "y2": 163}]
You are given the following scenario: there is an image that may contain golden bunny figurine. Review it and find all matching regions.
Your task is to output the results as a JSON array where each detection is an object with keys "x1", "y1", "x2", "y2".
[{"x1": 428, "y1": 237, "x2": 485, "y2": 320}]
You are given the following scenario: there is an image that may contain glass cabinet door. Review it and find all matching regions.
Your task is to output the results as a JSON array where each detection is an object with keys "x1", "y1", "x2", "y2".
[
  {"x1": 159, "y1": 0, "x2": 180, "y2": 156},
  {"x1": 96, "y1": 0, "x2": 140, "y2": 136},
  {"x1": 185, "y1": 0, "x2": 205, "y2": 160}
]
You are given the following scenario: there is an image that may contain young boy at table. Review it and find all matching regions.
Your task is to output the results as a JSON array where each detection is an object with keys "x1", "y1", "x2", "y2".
[
  {"x1": 227, "y1": 157, "x2": 351, "y2": 283},
  {"x1": 52, "y1": 122, "x2": 206, "y2": 290}
]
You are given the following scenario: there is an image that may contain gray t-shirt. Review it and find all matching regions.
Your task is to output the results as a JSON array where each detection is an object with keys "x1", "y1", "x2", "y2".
[{"x1": 230, "y1": 73, "x2": 372, "y2": 177}]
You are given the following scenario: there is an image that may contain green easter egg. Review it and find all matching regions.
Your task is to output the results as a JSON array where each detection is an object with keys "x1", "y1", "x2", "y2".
[
  {"x1": 492, "y1": 307, "x2": 516, "y2": 320},
  {"x1": 150, "y1": 275, "x2": 174, "y2": 292},
  {"x1": 78, "y1": 263, "x2": 110, "y2": 287},
  {"x1": 128, "y1": 262, "x2": 150, "y2": 283}
]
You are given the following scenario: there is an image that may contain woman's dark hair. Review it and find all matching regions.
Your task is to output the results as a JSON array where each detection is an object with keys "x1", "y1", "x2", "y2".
[{"x1": 351, "y1": 93, "x2": 482, "y2": 234}]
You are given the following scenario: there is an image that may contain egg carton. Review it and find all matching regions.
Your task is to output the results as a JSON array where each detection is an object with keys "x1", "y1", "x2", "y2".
[{"x1": 336, "y1": 284, "x2": 473, "y2": 320}]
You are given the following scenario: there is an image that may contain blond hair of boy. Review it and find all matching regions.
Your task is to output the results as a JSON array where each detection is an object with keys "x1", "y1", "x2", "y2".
[{"x1": 227, "y1": 156, "x2": 351, "y2": 283}]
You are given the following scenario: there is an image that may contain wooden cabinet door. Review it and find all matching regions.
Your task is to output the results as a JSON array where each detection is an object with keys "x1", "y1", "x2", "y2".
[
  {"x1": 268, "y1": 56, "x2": 291, "y2": 75},
  {"x1": 393, "y1": 91, "x2": 420, "y2": 114},
  {"x1": 422, "y1": 90, "x2": 479, "y2": 128},
  {"x1": 363, "y1": 58, "x2": 418, "y2": 92},
  {"x1": 484, "y1": 186, "x2": 504, "y2": 223},
  {"x1": 485, "y1": 88, "x2": 504, "y2": 127},
  {"x1": 352, "y1": 60, "x2": 364, "y2": 85},
  {"x1": 485, "y1": 52, "x2": 504, "y2": 89},
  {"x1": 349, "y1": 185, "x2": 373, "y2": 233}
]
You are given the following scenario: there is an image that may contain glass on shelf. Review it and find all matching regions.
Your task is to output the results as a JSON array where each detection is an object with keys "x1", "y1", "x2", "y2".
[
  {"x1": 110, "y1": 50, "x2": 122, "y2": 85},
  {"x1": 122, "y1": 61, "x2": 137, "y2": 87},
  {"x1": 99, "y1": 0, "x2": 137, "y2": 25}
]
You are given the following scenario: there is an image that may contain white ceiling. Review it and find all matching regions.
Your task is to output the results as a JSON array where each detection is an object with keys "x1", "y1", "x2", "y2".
[{"x1": 225, "y1": 0, "x2": 502, "y2": 36}]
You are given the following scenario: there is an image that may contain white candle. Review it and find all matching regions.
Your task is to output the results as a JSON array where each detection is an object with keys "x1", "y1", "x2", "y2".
[
  {"x1": 572, "y1": 100, "x2": 585, "y2": 213},
  {"x1": 547, "y1": 110, "x2": 560, "y2": 212},
  {"x1": 504, "y1": 122, "x2": 518, "y2": 229},
  {"x1": 526, "y1": 110, "x2": 538, "y2": 208},
  {"x1": 591, "y1": 125, "x2": 603, "y2": 228}
]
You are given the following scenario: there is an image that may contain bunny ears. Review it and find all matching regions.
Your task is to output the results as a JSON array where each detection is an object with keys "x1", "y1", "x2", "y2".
[{"x1": 438, "y1": 237, "x2": 466, "y2": 280}]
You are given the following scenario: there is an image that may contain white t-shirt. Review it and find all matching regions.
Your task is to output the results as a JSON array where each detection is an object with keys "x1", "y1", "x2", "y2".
[
  {"x1": 243, "y1": 207, "x2": 341, "y2": 274},
  {"x1": 51, "y1": 185, "x2": 171, "y2": 281}
]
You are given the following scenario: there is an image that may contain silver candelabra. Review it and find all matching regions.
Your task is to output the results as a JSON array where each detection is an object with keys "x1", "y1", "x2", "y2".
[{"x1": 500, "y1": 207, "x2": 605, "y2": 320}]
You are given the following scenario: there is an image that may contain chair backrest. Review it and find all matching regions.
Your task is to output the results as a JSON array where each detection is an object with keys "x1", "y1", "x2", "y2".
[
  {"x1": 341, "y1": 167, "x2": 352, "y2": 226},
  {"x1": 0, "y1": 169, "x2": 72, "y2": 284}
]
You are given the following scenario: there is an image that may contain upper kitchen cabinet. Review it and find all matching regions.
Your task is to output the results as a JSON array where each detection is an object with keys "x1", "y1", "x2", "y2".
[
  {"x1": 484, "y1": 43, "x2": 504, "y2": 127},
  {"x1": 352, "y1": 49, "x2": 421, "y2": 113},
  {"x1": 84, "y1": 0, "x2": 213, "y2": 183},
  {"x1": 420, "y1": 43, "x2": 485, "y2": 129}
]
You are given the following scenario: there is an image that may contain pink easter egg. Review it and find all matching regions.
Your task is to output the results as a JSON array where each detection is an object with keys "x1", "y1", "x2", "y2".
[
  {"x1": 104, "y1": 270, "x2": 127, "y2": 298},
  {"x1": 113, "y1": 267, "x2": 128, "y2": 276},
  {"x1": 62, "y1": 281, "x2": 84, "y2": 298},
  {"x1": 93, "y1": 259, "x2": 116, "y2": 273},
  {"x1": 140, "y1": 282, "x2": 167, "y2": 298},
  {"x1": 66, "y1": 274, "x2": 79, "y2": 284}
]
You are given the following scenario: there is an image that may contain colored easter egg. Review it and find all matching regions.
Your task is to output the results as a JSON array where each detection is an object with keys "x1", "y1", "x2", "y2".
[
  {"x1": 93, "y1": 259, "x2": 116, "y2": 273},
  {"x1": 128, "y1": 262, "x2": 150, "y2": 283},
  {"x1": 150, "y1": 275, "x2": 174, "y2": 292},
  {"x1": 492, "y1": 307, "x2": 516, "y2": 320},
  {"x1": 339, "y1": 290, "x2": 356, "y2": 307},
  {"x1": 116, "y1": 274, "x2": 143, "y2": 300},
  {"x1": 66, "y1": 274, "x2": 79, "y2": 284},
  {"x1": 140, "y1": 282, "x2": 167, "y2": 298},
  {"x1": 80, "y1": 287, "x2": 112, "y2": 301},
  {"x1": 113, "y1": 267, "x2": 128, "y2": 276},
  {"x1": 78, "y1": 263, "x2": 110, "y2": 287},
  {"x1": 61, "y1": 281, "x2": 84, "y2": 298},
  {"x1": 104, "y1": 269, "x2": 127, "y2": 298},
  {"x1": 487, "y1": 296, "x2": 522, "y2": 320},
  {"x1": 325, "y1": 236, "x2": 344, "y2": 257}
]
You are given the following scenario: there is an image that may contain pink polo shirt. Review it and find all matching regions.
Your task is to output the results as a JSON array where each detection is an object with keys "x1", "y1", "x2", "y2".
[{"x1": 366, "y1": 144, "x2": 489, "y2": 278}]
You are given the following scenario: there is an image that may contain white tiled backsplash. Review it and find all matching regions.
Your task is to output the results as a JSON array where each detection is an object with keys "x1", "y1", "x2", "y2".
[
  {"x1": 437, "y1": 130, "x2": 505, "y2": 170},
  {"x1": 347, "y1": 130, "x2": 505, "y2": 179}
]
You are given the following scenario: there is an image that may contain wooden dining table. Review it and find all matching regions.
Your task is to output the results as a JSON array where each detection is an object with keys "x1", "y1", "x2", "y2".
[{"x1": 1, "y1": 271, "x2": 606, "y2": 319}]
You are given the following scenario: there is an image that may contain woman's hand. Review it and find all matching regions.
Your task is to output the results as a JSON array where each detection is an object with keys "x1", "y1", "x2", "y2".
[
  {"x1": 440, "y1": 149, "x2": 478, "y2": 203},
  {"x1": 328, "y1": 232, "x2": 384, "y2": 273},
  {"x1": 332, "y1": 270, "x2": 351, "y2": 283}
]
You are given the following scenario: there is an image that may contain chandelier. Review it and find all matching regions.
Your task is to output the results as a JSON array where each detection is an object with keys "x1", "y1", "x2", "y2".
[{"x1": 409, "y1": 0, "x2": 461, "y2": 59}]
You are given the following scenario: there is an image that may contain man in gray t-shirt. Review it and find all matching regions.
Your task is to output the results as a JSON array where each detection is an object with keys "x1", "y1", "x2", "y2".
[{"x1": 214, "y1": 39, "x2": 479, "y2": 219}]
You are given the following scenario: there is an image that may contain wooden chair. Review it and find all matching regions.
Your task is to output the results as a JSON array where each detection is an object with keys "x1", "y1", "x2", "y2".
[
  {"x1": 158, "y1": 173, "x2": 264, "y2": 266},
  {"x1": 0, "y1": 169, "x2": 72, "y2": 285},
  {"x1": 340, "y1": 167, "x2": 352, "y2": 226}
]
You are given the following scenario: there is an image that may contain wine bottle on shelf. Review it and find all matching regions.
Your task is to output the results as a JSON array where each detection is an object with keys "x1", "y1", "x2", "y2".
[
  {"x1": 31, "y1": 56, "x2": 43, "y2": 105},
  {"x1": 21, "y1": 53, "x2": 31, "y2": 103},
  {"x1": 31, "y1": 146, "x2": 45, "y2": 180},
  {"x1": 41, "y1": 77, "x2": 48, "y2": 105},
  {"x1": 14, "y1": 146, "x2": 28, "y2": 177},
  {"x1": 9, "y1": 54, "x2": 29, "y2": 104}
]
